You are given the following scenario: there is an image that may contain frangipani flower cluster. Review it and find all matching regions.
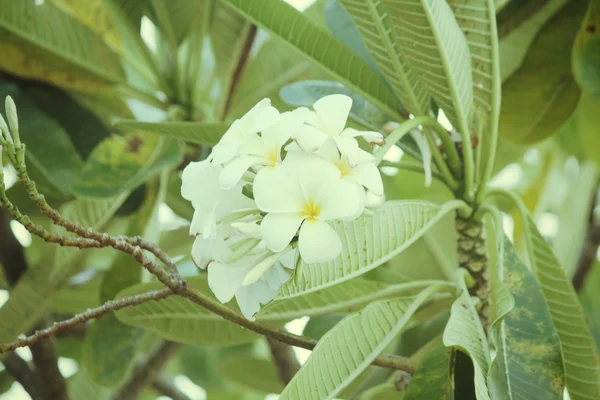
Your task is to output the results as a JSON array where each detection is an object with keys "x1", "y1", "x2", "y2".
[{"x1": 181, "y1": 95, "x2": 385, "y2": 319}]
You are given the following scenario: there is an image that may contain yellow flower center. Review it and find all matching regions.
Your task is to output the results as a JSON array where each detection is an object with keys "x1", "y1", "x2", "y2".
[
  {"x1": 336, "y1": 159, "x2": 351, "y2": 178},
  {"x1": 266, "y1": 148, "x2": 279, "y2": 166},
  {"x1": 301, "y1": 199, "x2": 321, "y2": 221}
]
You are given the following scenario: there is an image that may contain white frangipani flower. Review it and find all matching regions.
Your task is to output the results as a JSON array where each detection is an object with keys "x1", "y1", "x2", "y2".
[
  {"x1": 219, "y1": 108, "x2": 308, "y2": 190},
  {"x1": 208, "y1": 98, "x2": 279, "y2": 165},
  {"x1": 254, "y1": 156, "x2": 363, "y2": 264},
  {"x1": 208, "y1": 246, "x2": 295, "y2": 320},
  {"x1": 409, "y1": 129, "x2": 433, "y2": 187},
  {"x1": 293, "y1": 94, "x2": 385, "y2": 158}
]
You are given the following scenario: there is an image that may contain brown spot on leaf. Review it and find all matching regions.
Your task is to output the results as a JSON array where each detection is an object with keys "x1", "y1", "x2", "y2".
[
  {"x1": 586, "y1": 24, "x2": 596, "y2": 33},
  {"x1": 127, "y1": 137, "x2": 144, "y2": 153}
]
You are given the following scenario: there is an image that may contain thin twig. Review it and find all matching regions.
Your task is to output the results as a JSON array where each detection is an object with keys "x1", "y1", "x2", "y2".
[
  {"x1": 3, "y1": 353, "x2": 44, "y2": 400},
  {"x1": 267, "y1": 337, "x2": 301, "y2": 384},
  {"x1": 116, "y1": 341, "x2": 181, "y2": 400},
  {"x1": 0, "y1": 289, "x2": 174, "y2": 353},
  {"x1": 30, "y1": 321, "x2": 68, "y2": 400},
  {"x1": 573, "y1": 192, "x2": 600, "y2": 291}
]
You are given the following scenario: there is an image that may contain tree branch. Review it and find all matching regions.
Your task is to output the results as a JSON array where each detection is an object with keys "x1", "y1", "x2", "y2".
[
  {"x1": 0, "y1": 289, "x2": 174, "y2": 353},
  {"x1": 2, "y1": 353, "x2": 44, "y2": 400},
  {"x1": 116, "y1": 341, "x2": 181, "y2": 400},
  {"x1": 267, "y1": 337, "x2": 300, "y2": 384},
  {"x1": 152, "y1": 375, "x2": 191, "y2": 400},
  {"x1": 30, "y1": 319, "x2": 67, "y2": 400},
  {"x1": 573, "y1": 192, "x2": 600, "y2": 291}
]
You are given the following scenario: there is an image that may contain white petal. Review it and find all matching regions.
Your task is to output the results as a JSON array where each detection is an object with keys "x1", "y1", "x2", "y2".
[
  {"x1": 243, "y1": 98, "x2": 280, "y2": 134},
  {"x1": 298, "y1": 219, "x2": 342, "y2": 263},
  {"x1": 263, "y1": 262, "x2": 292, "y2": 290},
  {"x1": 313, "y1": 94, "x2": 352, "y2": 135},
  {"x1": 261, "y1": 212, "x2": 304, "y2": 252},
  {"x1": 313, "y1": 139, "x2": 341, "y2": 164},
  {"x1": 219, "y1": 155, "x2": 263, "y2": 190},
  {"x1": 342, "y1": 128, "x2": 385, "y2": 145},
  {"x1": 191, "y1": 231, "x2": 231, "y2": 268},
  {"x1": 235, "y1": 282, "x2": 275, "y2": 320},
  {"x1": 348, "y1": 162, "x2": 384, "y2": 196},
  {"x1": 181, "y1": 160, "x2": 221, "y2": 202},
  {"x1": 297, "y1": 155, "x2": 341, "y2": 199},
  {"x1": 262, "y1": 108, "x2": 307, "y2": 150},
  {"x1": 409, "y1": 131, "x2": 432, "y2": 187},
  {"x1": 210, "y1": 139, "x2": 240, "y2": 165},
  {"x1": 254, "y1": 167, "x2": 304, "y2": 212},
  {"x1": 230, "y1": 221, "x2": 262, "y2": 239},
  {"x1": 242, "y1": 252, "x2": 281, "y2": 286},
  {"x1": 333, "y1": 136, "x2": 361, "y2": 161},
  {"x1": 208, "y1": 261, "x2": 249, "y2": 303},
  {"x1": 293, "y1": 124, "x2": 329, "y2": 152},
  {"x1": 317, "y1": 179, "x2": 364, "y2": 221},
  {"x1": 189, "y1": 208, "x2": 216, "y2": 237}
]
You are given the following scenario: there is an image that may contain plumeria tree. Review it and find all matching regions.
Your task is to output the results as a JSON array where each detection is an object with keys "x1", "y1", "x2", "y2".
[{"x1": 0, "y1": 0, "x2": 600, "y2": 399}]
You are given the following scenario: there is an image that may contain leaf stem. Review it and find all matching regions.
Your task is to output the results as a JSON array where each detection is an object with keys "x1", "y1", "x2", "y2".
[{"x1": 378, "y1": 160, "x2": 446, "y2": 183}]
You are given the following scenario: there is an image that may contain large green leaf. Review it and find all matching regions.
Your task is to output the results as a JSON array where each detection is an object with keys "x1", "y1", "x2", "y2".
[
  {"x1": 404, "y1": 344, "x2": 453, "y2": 400},
  {"x1": 488, "y1": 240, "x2": 565, "y2": 400},
  {"x1": 222, "y1": 0, "x2": 400, "y2": 118},
  {"x1": 523, "y1": 215, "x2": 600, "y2": 399},
  {"x1": 148, "y1": 0, "x2": 206, "y2": 44},
  {"x1": 499, "y1": 0, "x2": 586, "y2": 145},
  {"x1": 451, "y1": 0, "x2": 501, "y2": 135},
  {"x1": 114, "y1": 276, "x2": 259, "y2": 347},
  {"x1": 67, "y1": 369, "x2": 110, "y2": 400},
  {"x1": 278, "y1": 200, "x2": 464, "y2": 299},
  {"x1": 0, "y1": 0, "x2": 124, "y2": 83},
  {"x1": 338, "y1": 0, "x2": 430, "y2": 115},
  {"x1": 574, "y1": 91, "x2": 600, "y2": 167},
  {"x1": 219, "y1": 355, "x2": 284, "y2": 395},
  {"x1": 384, "y1": 0, "x2": 473, "y2": 133},
  {"x1": 443, "y1": 271, "x2": 491, "y2": 400},
  {"x1": 280, "y1": 284, "x2": 447, "y2": 400},
  {"x1": 114, "y1": 120, "x2": 229, "y2": 146},
  {"x1": 0, "y1": 80, "x2": 83, "y2": 197},
  {"x1": 72, "y1": 133, "x2": 182, "y2": 198},
  {"x1": 579, "y1": 262, "x2": 600, "y2": 350}
]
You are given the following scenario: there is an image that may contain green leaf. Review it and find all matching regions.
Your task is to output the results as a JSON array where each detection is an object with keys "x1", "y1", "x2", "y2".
[
  {"x1": 72, "y1": 133, "x2": 182, "y2": 198},
  {"x1": 0, "y1": 80, "x2": 83, "y2": 197},
  {"x1": 499, "y1": 0, "x2": 585, "y2": 145},
  {"x1": 51, "y1": 274, "x2": 102, "y2": 315},
  {"x1": 280, "y1": 80, "x2": 394, "y2": 130},
  {"x1": 451, "y1": 0, "x2": 501, "y2": 135},
  {"x1": 114, "y1": 120, "x2": 229, "y2": 146},
  {"x1": 572, "y1": 0, "x2": 600, "y2": 96},
  {"x1": 579, "y1": 261, "x2": 600, "y2": 350},
  {"x1": 0, "y1": 0, "x2": 124, "y2": 83},
  {"x1": 114, "y1": 276, "x2": 259, "y2": 347},
  {"x1": 324, "y1": 1, "x2": 380, "y2": 73},
  {"x1": 404, "y1": 344, "x2": 453, "y2": 400},
  {"x1": 383, "y1": 0, "x2": 474, "y2": 133},
  {"x1": 219, "y1": 355, "x2": 284, "y2": 394},
  {"x1": 280, "y1": 284, "x2": 447, "y2": 400},
  {"x1": 522, "y1": 215, "x2": 600, "y2": 399},
  {"x1": 338, "y1": 0, "x2": 431, "y2": 115},
  {"x1": 260, "y1": 279, "x2": 445, "y2": 321},
  {"x1": 443, "y1": 271, "x2": 491, "y2": 400},
  {"x1": 82, "y1": 182, "x2": 162, "y2": 387},
  {"x1": 359, "y1": 383, "x2": 402, "y2": 399},
  {"x1": 149, "y1": 0, "x2": 206, "y2": 44},
  {"x1": 222, "y1": 0, "x2": 401, "y2": 118},
  {"x1": 573, "y1": 91, "x2": 600, "y2": 167},
  {"x1": 488, "y1": 240, "x2": 565, "y2": 400},
  {"x1": 67, "y1": 369, "x2": 111, "y2": 400},
  {"x1": 278, "y1": 200, "x2": 464, "y2": 299},
  {"x1": 302, "y1": 315, "x2": 345, "y2": 340}
]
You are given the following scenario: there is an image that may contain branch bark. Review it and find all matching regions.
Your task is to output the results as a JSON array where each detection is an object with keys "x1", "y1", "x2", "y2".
[
  {"x1": 573, "y1": 192, "x2": 600, "y2": 291},
  {"x1": 3, "y1": 353, "x2": 44, "y2": 400},
  {"x1": 267, "y1": 337, "x2": 301, "y2": 384},
  {"x1": 152, "y1": 375, "x2": 192, "y2": 400},
  {"x1": 116, "y1": 341, "x2": 181, "y2": 400}
]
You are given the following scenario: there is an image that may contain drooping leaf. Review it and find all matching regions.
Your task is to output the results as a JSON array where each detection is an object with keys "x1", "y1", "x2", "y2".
[
  {"x1": 114, "y1": 120, "x2": 229, "y2": 146},
  {"x1": 72, "y1": 133, "x2": 182, "y2": 198},
  {"x1": 324, "y1": 1, "x2": 380, "y2": 73},
  {"x1": 280, "y1": 80, "x2": 394, "y2": 130},
  {"x1": 443, "y1": 271, "x2": 491, "y2": 400},
  {"x1": 574, "y1": 91, "x2": 600, "y2": 167},
  {"x1": 522, "y1": 215, "x2": 600, "y2": 399},
  {"x1": 499, "y1": 0, "x2": 586, "y2": 145},
  {"x1": 222, "y1": 0, "x2": 401, "y2": 118},
  {"x1": 383, "y1": 0, "x2": 474, "y2": 133},
  {"x1": 280, "y1": 284, "x2": 448, "y2": 400},
  {"x1": 278, "y1": 200, "x2": 465, "y2": 299},
  {"x1": 219, "y1": 355, "x2": 284, "y2": 395},
  {"x1": 572, "y1": 0, "x2": 600, "y2": 96},
  {"x1": 404, "y1": 344, "x2": 453, "y2": 400},
  {"x1": 488, "y1": 240, "x2": 565, "y2": 400},
  {"x1": 451, "y1": 0, "x2": 501, "y2": 135},
  {"x1": 148, "y1": 0, "x2": 207, "y2": 45},
  {"x1": 0, "y1": 0, "x2": 124, "y2": 83},
  {"x1": 338, "y1": 0, "x2": 430, "y2": 115}
]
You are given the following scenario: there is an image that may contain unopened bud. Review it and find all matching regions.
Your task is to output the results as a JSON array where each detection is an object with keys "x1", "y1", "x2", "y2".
[
  {"x1": 5, "y1": 96, "x2": 20, "y2": 148},
  {"x1": 0, "y1": 114, "x2": 11, "y2": 144}
]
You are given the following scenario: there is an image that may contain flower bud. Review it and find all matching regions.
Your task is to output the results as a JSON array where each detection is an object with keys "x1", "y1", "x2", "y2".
[
  {"x1": 0, "y1": 114, "x2": 11, "y2": 144},
  {"x1": 5, "y1": 96, "x2": 20, "y2": 148}
]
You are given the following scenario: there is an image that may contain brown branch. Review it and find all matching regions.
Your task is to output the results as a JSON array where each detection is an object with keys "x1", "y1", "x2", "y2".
[
  {"x1": 0, "y1": 208, "x2": 28, "y2": 285},
  {"x1": 116, "y1": 341, "x2": 181, "y2": 400},
  {"x1": 30, "y1": 319, "x2": 67, "y2": 400},
  {"x1": 267, "y1": 337, "x2": 301, "y2": 384},
  {"x1": 0, "y1": 289, "x2": 174, "y2": 353},
  {"x1": 2, "y1": 353, "x2": 44, "y2": 400},
  {"x1": 573, "y1": 192, "x2": 600, "y2": 291},
  {"x1": 152, "y1": 375, "x2": 191, "y2": 400}
]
